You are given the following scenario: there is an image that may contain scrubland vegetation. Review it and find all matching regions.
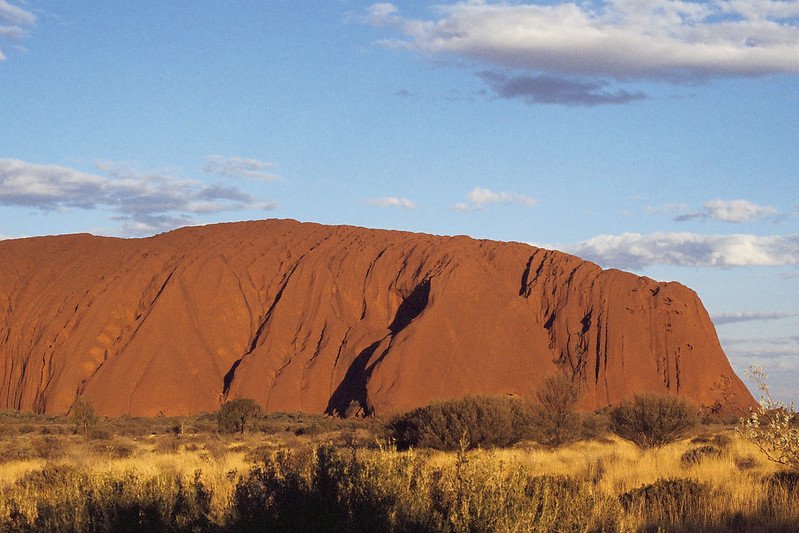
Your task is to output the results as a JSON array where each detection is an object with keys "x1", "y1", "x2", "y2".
[{"x1": 0, "y1": 388, "x2": 797, "y2": 532}]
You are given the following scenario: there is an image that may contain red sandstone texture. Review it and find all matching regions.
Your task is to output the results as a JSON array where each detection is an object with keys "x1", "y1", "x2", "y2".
[{"x1": 0, "y1": 219, "x2": 754, "y2": 416}]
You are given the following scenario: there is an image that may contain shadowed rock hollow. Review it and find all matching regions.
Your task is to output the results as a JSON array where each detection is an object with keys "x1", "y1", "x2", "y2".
[{"x1": 0, "y1": 219, "x2": 754, "y2": 416}]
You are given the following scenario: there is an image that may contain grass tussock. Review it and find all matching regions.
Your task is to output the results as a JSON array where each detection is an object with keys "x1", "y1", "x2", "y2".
[
  {"x1": 1, "y1": 405, "x2": 798, "y2": 531},
  {"x1": 0, "y1": 429, "x2": 796, "y2": 531}
]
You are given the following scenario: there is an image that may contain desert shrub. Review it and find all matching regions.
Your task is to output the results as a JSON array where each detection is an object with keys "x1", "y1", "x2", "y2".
[
  {"x1": 4, "y1": 465, "x2": 215, "y2": 531},
  {"x1": 89, "y1": 427, "x2": 113, "y2": 440},
  {"x1": 71, "y1": 396, "x2": 98, "y2": 437},
  {"x1": 767, "y1": 471, "x2": 799, "y2": 494},
  {"x1": 17, "y1": 463, "x2": 86, "y2": 490},
  {"x1": 232, "y1": 444, "x2": 429, "y2": 532},
  {"x1": 760, "y1": 471, "x2": 799, "y2": 528},
  {"x1": 30, "y1": 436, "x2": 67, "y2": 461},
  {"x1": 152, "y1": 435, "x2": 181, "y2": 454},
  {"x1": 108, "y1": 416, "x2": 152, "y2": 437},
  {"x1": 680, "y1": 445, "x2": 723, "y2": 467},
  {"x1": 579, "y1": 410, "x2": 610, "y2": 441},
  {"x1": 620, "y1": 478, "x2": 708, "y2": 529},
  {"x1": 610, "y1": 394, "x2": 698, "y2": 448},
  {"x1": 532, "y1": 374, "x2": 581, "y2": 447},
  {"x1": 735, "y1": 455, "x2": 759, "y2": 471},
  {"x1": 294, "y1": 423, "x2": 324, "y2": 436},
  {"x1": 690, "y1": 433, "x2": 732, "y2": 448},
  {"x1": 387, "y1": 396, "x2": 536, "y2": 451},
  {"x1": 169, "y1": 420, "x2": 186, "y2": 436},
  {"x1": 738, "y1": 366, "x2": 799, "y2": 473},
  {"x1": 235, "y1": 445, "x2": 375, "y2": 530},
  {"x1": 231, "y1": 444, "x2": 621, "y2": 532},
  {"x1": 523, "y1": 474, "x2": 613, "y2": 531},
  {"x1": 218, "y1": 399, "x2": 262, "y2": 434},
  {"x1": 91, "y1": 439, "x2": 135, "y2": 459},
  {"x1": 244, "y1": 444, "x2": 276, "y2": 464}
]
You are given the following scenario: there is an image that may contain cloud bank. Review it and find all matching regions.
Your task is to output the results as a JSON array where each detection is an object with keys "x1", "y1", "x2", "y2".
[
  {"x1": 0, "y1": 0, "x2": 35, "y2": 60},
  {"x1": 0, "y1": 158, "x2": 277, "y2": 236},
  {"x1": 370, "y1": 1, "x2": 799, "y2": 104},
  {"x1": 567, "y1": 232, "x2": 799, "y2": 269},
  {"x1": 371, "y1": 1, "x2": 799, "y2": 80}
]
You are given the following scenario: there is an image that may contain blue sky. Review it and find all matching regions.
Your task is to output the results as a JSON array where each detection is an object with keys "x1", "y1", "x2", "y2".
[{"x1": 1, "y1": 0, "x2": 798, "y2": 403}]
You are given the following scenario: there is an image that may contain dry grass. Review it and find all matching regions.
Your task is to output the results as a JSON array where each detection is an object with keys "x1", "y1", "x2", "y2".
[{"x1": 0, "y1": 413, "x2": 796, "y2": 532}]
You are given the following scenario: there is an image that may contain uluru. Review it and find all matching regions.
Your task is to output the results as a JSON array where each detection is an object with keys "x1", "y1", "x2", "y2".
[{"x1": 0, "y1": 219, "x2": 753, "y2": 417}]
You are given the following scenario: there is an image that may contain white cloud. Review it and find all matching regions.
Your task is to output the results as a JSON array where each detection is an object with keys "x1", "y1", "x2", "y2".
[
  {"x1": 366, "y1": 2, "x2": 399, "y2": 25},
  {"x1": 712, "y1": 311, "x2": 797, "y2": 325},
  {"x1": 470, "y1": 187, "x2": 538, "y2": 207},
  {"x1": 567, "y1": 232, "x2": 799, "y2": 269},
  {"x1": 451, "y1": 201, "x2": 479, "y2": 212},
  {"x1": 675, "y1": 199, "x2": 780, "y2": 222},
  {"x1": 0, "y1": 1, "x2": 34, "y2": 25},
  {"x1": 453, "y1": 186, "x2": 539, "y2": 211},
  {"x1": 0, "y1": 0, "x2": 35, "y2": 61},
  {"x1": 704, "y1": 199, "x2": 780, "y2": 222},
  {"x1": 369, "y1": 1, "x2": 799, "y2": 81},
  {"x1": 0, "y1": 158, "x2": 108, "y2": 209},
  {"x1": 0, "y1": 158, "x2": 277, "y2": 236},
  {"x1": 365, "y1": 196, "x2": 415, "y2": 209},
  {"x1": 202, "y1": 155, "x2": 281, "y2": 181}
]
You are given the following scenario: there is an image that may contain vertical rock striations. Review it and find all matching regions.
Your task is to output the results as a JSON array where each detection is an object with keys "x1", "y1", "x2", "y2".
[{"x1": 0, "y1": 219, "x2": 754, "y2": 416}]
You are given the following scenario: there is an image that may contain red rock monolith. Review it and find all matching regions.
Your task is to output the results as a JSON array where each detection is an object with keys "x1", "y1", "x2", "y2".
[{"x1": 0, "y1": 219, "x2": 754, "y2": 416}]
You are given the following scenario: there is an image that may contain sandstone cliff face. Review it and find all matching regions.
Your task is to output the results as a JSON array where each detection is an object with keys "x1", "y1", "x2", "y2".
[{"x1": 0, "y1": 219, "x2": 753, "y2": 416}]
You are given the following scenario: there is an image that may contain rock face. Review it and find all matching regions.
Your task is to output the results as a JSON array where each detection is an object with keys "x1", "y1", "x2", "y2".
[{"x1": 0, "y1": 219, "x2": 754, "y2": 416}]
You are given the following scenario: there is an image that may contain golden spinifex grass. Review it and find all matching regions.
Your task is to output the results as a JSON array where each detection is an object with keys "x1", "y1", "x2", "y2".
[{"x1": 0, "y1": 431, "x2": 797, "y2": 532}]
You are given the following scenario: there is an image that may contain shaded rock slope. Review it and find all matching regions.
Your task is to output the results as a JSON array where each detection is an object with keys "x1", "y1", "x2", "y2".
[{"x1": 0, "y1": 219, "x2": 753, "y2": 416}]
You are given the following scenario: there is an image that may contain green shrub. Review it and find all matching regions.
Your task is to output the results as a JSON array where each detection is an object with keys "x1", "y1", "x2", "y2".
[
  {"x1": 217, "y1": 399, "x2": 262, "y2": 434},
  {"x1": 387, "y1": 396, "x2": 536, "y2": 451},
  {"x1": 610, "y1": 394, "x2": 698, "y2": 448}
]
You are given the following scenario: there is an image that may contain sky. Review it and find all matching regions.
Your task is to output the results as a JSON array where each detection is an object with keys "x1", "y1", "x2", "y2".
[{"x1": 1, "y1": 0, "x2": 797, "y2": 404}]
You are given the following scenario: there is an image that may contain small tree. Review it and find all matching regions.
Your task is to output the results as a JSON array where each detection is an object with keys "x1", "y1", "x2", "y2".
[
  {"x1": 534, "y1": 373, "x2": 581, "y2": 447},
  {"x1": 611, "y1": 394, "x2": 698, "y2": 448},
  {"x1": 738, "y1": 366, "x2": 799, "y2": 472},
  {"x1": 218, "y1": 399, "x2": 262, "y2": 434},
  {"x1": 71, "y1": 396, "x2": 98, "y2": 437}
]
